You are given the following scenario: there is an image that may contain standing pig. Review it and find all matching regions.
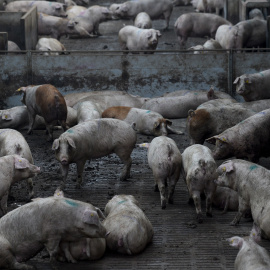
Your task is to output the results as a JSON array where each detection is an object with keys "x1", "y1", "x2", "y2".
[
  {"x1": 113, "y1": 0, "x2": 173, "y2": 30},
  {"x1": 119, "y1": 25, "x2": 161, "y2": 53},
  {"x1": 0, "y1": 194, "x2": 106, "y2": 269},
  {"x1": 228, "y1": 224, "x2": 270, "y2": 270},
  {"x1": 215, "y1": 159, "x2": 270, "y2": 236},
  {"x1": 17, "y1": 84, "x2": 67, "y2": 141},
  {"x1": 145, "y1": 136, "x2": 182, "y2": 209},
  {"x1": 181, "y1": 144, "x2": 217, "y2": 223},
  {"x1": 0, "y1": 129, "x2": 37, "y2": 200},
  {"x1": 0, "y1": 154, "x2": 40, "y2": 215},
  {"x1": 103, "y1": 195, "x2": 154, "y2": 255},
  {"x1": 52, "y1": 119, "x2": 137, "y2": 189},
  {"x1": 36, "y1": 37, "x2": 66, "y2": 55},
  {"x1": 5, "y1": 1, "x2": 67, "y2": 17},
  {"x1": 74, "y1": 101, "x2": 102, "y2": 123},
  {"x1": 174, "y1": 13, "x2": 232, "y2": 48},
  {"x1": 102, "y1": 106, "x2": 183, "y2": 136},
  {"x1": 134, "y1": 12, "x2": 152, "y2": 29},
  {"x1": 206, "y1": 109, "x2": 270, "y2": 162},
  {"x1": 233, "y1": 69, "x2": 270, "y2": 101}
]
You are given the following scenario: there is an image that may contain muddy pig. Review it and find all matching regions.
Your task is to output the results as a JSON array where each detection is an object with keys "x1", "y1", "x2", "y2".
[
  {"x1": 181, "y1": 144, "x2": 217, "y2": 223},
  {"x1": 227, "y1": 224, "x2": 270, "y2": 270},
  {"x1": 140, "y1": 136, "x2": 182, "y2": 209},
  {"x1": 103, "y1": 195, "x2": 154, "y2": 255},
  {"x1": 17, "y1": 84, "x2": 67, "y2": 141},
  {"x1": 102, "y1": 106, "x2": 183, "y2": 136},
  {"x1": 0, "y1": 194, "x2": 106, "y2": 269},
  {"x1": 206, "y1": 109, "x2": 270, "y2": 162},
  {"x1": 0, "y1": 154, "x2": 40, "y2": 215},
  {"x1": 52, "y1": 118, "x2": 137, "y2": 189},
  {"x1": 0, "y1": 129, "x2": 36, "y2": 200}
]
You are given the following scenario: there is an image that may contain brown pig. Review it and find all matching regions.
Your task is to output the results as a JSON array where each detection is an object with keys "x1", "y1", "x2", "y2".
[{"x1": 17, "y1": 84, "x2": 67, "y2": 141}]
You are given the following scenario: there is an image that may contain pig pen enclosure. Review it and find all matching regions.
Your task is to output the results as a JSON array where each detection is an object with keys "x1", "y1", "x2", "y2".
[{"x1": 2, "y1": 1, "x2": 270, "y2": 269}]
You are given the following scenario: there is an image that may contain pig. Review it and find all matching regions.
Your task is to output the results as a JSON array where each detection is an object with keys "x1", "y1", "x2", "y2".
[
  {"x1": 68, "y1": 5, "x2": 113, "y2": 37},
  {"x1": 38, "y1": 12, "x2": 87, "y2": 40},
  {"x1": 0, "y1": 194, "x2": 106, "y2": 269},
  {"x1": 215, "y1": 19, "x2": 267, "y2": 50},
  {"x1": 5, "y1": 1, "x2": 67, "y2": 17},
  {"x1": 0, "y1": 129, "x2": 37, "y2": 200},
  {"x1": 0, "y1": 154, "x2": 40, "y2": 215},
  {"x1": 191, "y1": 0, "x2": 206, "y2": 12},
  {"x1": 103, "y1": 195, "x2": 154, "y2": 255},
  {"x1": 7, "y1": 41, "x2": 20, "y2": 51},
  {"x1": 215, "y1": 159, "x2": 270, "y2": 235},
  {"x1": 174, "y1": 13, "x2": 232, "y2": 48},
  {"x1": 204, "y1": 0, "x2": 223, "y2": 14},
  {"x1": 36, "y1": 37, "x2": 66, "y2": 55},
  {"x1": 212, "y1": 186, "x2": 239, "y2": 213},
  {"x1": 74, "y1": 100, "x2": 102, "y2": 123},
  {"x1": 233, "y1": 69, "x2": 270, "y2": 101},
  {"x1": 228, "y1": 224, "x2": 270, "y2": 270},
  {"x1": 249, "y1": 8, "x2": 265, "y2": 20},
  {"x1": 17, "y1": 84, "x2": 67, "y2": 141},
  {"x1": 109, "y1": 3, "x2": 121, "y2": 19},
  {"x1": 64, "y1": 90, "x2": 149, "y2": 109},
  {"x1": 119, "y1": 26, "x2": 161, "y2": 53},
  {"x1": 188, "y1": 38, "x2": 222, "y2": 53},
  {"x1": 134, "y1": 12, "x2": 152, "y2": 29},
  {"x1": 142, "y1": 87, "x2": 235, "y2": 119},
  {"x1": 181, "y1": 144, "x2": 217, "y2": 223},
  {"x1": 112, "y1": 0, "x2": 173, "y2": 30},
  {"x1": 206, "y1": 109, "x2": 270, "y2": 162},
  {"x1": 141, "y1": 136, "x2": 182, "y2": 209},
  {"x1": 102, "y1": 106, "x2": 183, "y2": 136},
  {"x1": 52, "y1": 118, "x2": 137, "y2": 189},
  {"x1": 66, "y1": 5, "x2": 87, "y2": 19}
]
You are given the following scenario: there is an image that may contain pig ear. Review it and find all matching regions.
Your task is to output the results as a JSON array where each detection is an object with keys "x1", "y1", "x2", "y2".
[
  {"x1": 2, "y1": 111, "x2": 12, "y2": 121},
  {"x1": 220, "y1": 160, "x2": 234, "y2": 173},
  {"x1": 95, "y1": 207, "x2": 106, "y2": 219},
  {"x1": 205, "y1": 136, "x2": 217, "y2": 145},
  {"x1": 52, "y1": 139, "x2": 60, "y2": 151},
  {"x1": 154, "y1": 121, "x2": 160, "y2": 129},
  {"x1": 227, "y1": 237, "x2": 243, "y2": 248},
  {"x1": 16, "y1": 87, "x2": 26, "y2": 93},
  {"x1": 188, "y1": 109, "x2": 195, "y2": 118},
  {"x1": 233, "y1": 77, "x2": 240, "y2": 84},
  {"x1": 54, "y1": 188, "x2": 65, "y2": 198},
  {"x1": 165, "y1": 119, "x2": 172, "y2": 126},
  {"x1": 207, "y1": 86, "x2": 216, "y2": 100},
  {"x1": 156, "y1": 30, "x2": 162, "y2": 37},
  {"x1": 67, "y1": 137, "x2": 76, "y2": 149},
  {"x1": 83, "y1": 209, "x2": 99, "y2": 226},
  {"x1": 14, "y1": 156, "x2": 29, "y2": 169},
  {"x1": 55, "y1": 4, "x2": 61, "y2": 10}
]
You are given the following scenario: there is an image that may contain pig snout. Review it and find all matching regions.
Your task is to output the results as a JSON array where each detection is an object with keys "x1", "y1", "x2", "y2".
[{"x1": 61, "y1": 158, "x2": 69, "y2": 165}]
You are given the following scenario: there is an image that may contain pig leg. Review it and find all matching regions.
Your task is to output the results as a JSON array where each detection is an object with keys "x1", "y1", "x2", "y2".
[
  {"x1": 230, "y1": 197, "x2": 250, "y2": 226},
  {"x1": 45, "y1": 238, "x2": 61, "y2": 269},
  {"x1": 60, "y1": 120, "x2": 67, "y2": 132},
  {"x1": 155, "y1": 177, "x2": 167, "y2": 209},
  {"x1": 167, "y1": 126, "x2": 184, "y2": 135},
  {"x1": 0, "y1": 191, "x2": 8, "y2": 215},
  {"x1": 27, "y1": 112, "x2": 36, "y2": 135},
  {"x1": 27, "y1": 178, "x2": 34, "y2": 200},
  {"x1": 76, "y1": 159, "x2": 87, "y2": 187},
  {"x1": 168, "y1": 171, "x2": 180, "y2": 204},
  {"x1": 115, "y1": 149, "x2": 132, "y2": 181},
  {"x1": 191, "y1": 190, "x2": 203, "y2": 223},
  {"x1": 45, "y1": 122, "x2": 54, "y2": 142},
  {"x1": 60, "y1": 164, "x2": 69, "y2": 190}
]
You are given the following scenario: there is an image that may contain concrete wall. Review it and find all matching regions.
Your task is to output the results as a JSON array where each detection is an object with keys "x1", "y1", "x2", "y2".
[{"x1": 0, "y1": 32, "x2": 8, "y2": 50}]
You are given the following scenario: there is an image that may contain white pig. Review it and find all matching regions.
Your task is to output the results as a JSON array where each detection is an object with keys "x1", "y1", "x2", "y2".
[
  {"x1": 174, "y1": 13, "x2": 232, "y2": 48},
  {"x1": 0, "y1": 154, "x2": 40, "y2": 215},
  {"x1": 181, "y1": 144, "x2": 217, "y2": 223},
  {"x1": 145, "y1": 136, "x2": 182, "y2": 209},
  {"x1": 188, "y1": 38, "x2": 222, "y2": 53},
  {"x1": 74, "y1": 100, "x2": 102, "y2": 123},
  {"x1": 119, "y1": 25, "x2": 161, "y2": 53},
  {"x1": 134, "y1": 12, "x2": 152, "y2": 29},
  {"x1": 7, "y1": 41, "x2": 20, "y2": 51},
  {"x1": 36, "y1": 37, "x2": 66, "y2": 55},
  {"x1": 0, "y1": 194, "x2": 106, "y2": 269},
  {"x1": 0, "y1": 129, "x2": 36, "y2": 200},
  {"x1": 52, "y1": 119, "x2": 137, "y2": 189},
  {"x1": 102, "y1": 106, "x2": 183, "y2": 136},
  {"x1": 66, "y1": 5, "x2": 87, "y2": 19},
  {"x1": 103, "y1": 195, "x2": 154, "y2": 255}
]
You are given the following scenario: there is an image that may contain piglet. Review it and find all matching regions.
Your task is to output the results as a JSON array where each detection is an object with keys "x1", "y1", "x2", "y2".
[
  {"x1": 0, "y1": 154, "x2": 40, "y2": 215},
  {"x1": 17, "y1": 84, "x2": 67, "y2": 141},
  {"x1": 103, "y1": 195, "x2": 153, "y2": 255}
]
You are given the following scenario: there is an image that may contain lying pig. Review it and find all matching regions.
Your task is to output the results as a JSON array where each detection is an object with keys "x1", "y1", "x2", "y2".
[
  {"x1": 103, "y1": 195, "x2": 154, "y2": 255},
  {"x1": 234, "y1": 69, "x2": 270, "y2": 101},
  {"x1": 188, "y1": 38, "x2": 222, "y2": 53},
  {"x1": 113, "y1": 0, "x2": 173, "y2": 30},
  {"x1": 215, "y1": 19, "x2": 267, "y2": 50},
  {"x1": 228, "y1": 224, "x2": 270, "y2": 270},
  {"x1": 215, "y1": 160, "x2": 270, "y2": 236},
  {"x1": 5, "y1": 1, "x2": 67, "y2": 17},
  {"x1": 38, "y1": 13, "x2": 84, "y2": 40},
  {"x1": 174, "y1": 13, "x2": 231, "y2": 48},
  {"x1": 36, "y1": 37, "x2": 66, "y2": 55},
  {"x1": 102, "y1": 106, "x2": 183, "y2": 136},
  {"x1": 74, "y1": 101, "x2": 102, "y2": 123},
  {"x1": 142, "y1": 87, "x2": 234, "y2": 119},
  {"x1": 0, "y1": 129, "x2": 37, "y2": 200},
  {"x1": 206, "y1": 109, "x2": 270, "y2": 162},
  {"x1": 119, "y1": 26, "x2": 161, "y2": 53},
  {"x1": 181, "y1": 144, "x2": 217, "y2": 223},
  {"x1": 0, "y1": 194, "x2": 106, "y2": 269},
  {"x1": 142, "y1": 136, "x2": 182, "y2": 209},
  {"x1": 17, "y1": 84, "x2": 67, "y2": 141},
  {"x1": 52, "y1": 119, "x2": 137, "y2": 189},
  {"x1": 0, "y1": 154, "x2": 40, "y2": 215},
  {"x1": 134, "y1": 12, "x2": 152, "y2": 29}
]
